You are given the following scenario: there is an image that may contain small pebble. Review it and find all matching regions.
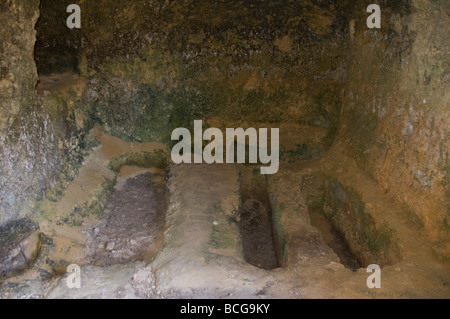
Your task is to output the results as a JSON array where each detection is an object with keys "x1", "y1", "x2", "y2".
[{"x1": 106, "y1": 242, "x2": 115, "y2": 251}]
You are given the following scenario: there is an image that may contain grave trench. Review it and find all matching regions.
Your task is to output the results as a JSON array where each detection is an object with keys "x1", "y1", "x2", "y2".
[
  {"x1": 236, "y1": 167, "x2": 362, "y2": 272},
  {"x1": 88, "y1": 166, "x2": 364, "y2": 273},
  {"x1": 238, "y1": 175, "x2": 281, "y2": 270},
  {"x1": 87, "y1": 170, "x2": 168, "y2": 267}
]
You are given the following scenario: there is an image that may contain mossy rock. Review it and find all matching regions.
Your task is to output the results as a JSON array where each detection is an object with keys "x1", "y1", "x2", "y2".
[{"x1": 108, "y1": 149, "x2": 169, "y2": 173}]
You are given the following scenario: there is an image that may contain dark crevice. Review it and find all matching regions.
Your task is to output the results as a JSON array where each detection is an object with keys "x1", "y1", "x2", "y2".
[
  {"x1": 34, "y1": 0, "x2": 81, "y2": 76},
  {"x1": 239, "y1": 173, "x2": 281, "y2": 270}
]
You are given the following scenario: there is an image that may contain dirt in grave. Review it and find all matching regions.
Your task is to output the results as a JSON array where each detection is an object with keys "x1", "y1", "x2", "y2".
[
  {"x1": 239, "y1": 179, "x2": 281, "y2": 271},
  {"x1": 87, "y1": 172, "x2": 167, "y2": 267}
]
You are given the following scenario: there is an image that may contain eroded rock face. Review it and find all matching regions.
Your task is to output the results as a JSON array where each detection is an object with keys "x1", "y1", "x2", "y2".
[
  {"x1": 338, "y1": 0, "x2": 450, "y2": 258},
  {"x1": 0, "y1": 219, "x2": 41, "y2": 280},
  {"x1": 0, "y1": 0, "x2": 39, "y2": 130},
  {"x1": 68, "y1": 0, "x2": 346, "y2": 144},
  {"x1": 0, "y1": 0, "x2": 47, "y2": 225},
  {"x1": 0, "y1": 0, "x2": 86, "y2": 227}
]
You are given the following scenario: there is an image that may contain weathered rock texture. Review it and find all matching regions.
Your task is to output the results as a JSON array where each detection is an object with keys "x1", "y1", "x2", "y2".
[
  {"x1": 0, "y1": 218, "x2": 41, "y2": 279},
  {"x1": 0, "y1": 0, "x2": 85, "y2": 227},
  {"x1": 338, "y1": 0, "x2": 450, "y2": 258},
  {"x1": 72, "y1": 0, "x2": 345, "y2": 145}
]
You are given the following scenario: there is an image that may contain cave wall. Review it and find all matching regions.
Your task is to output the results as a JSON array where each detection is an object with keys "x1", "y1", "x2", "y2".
[
  {"x1": 0, "y1": 0, "x2": 39, "y2": 130},
  {"x1": 75, "y1": 0, "x2": 348, "y2": 144},
  {"x1": 0, "y1": 0, "x2": 81, "y2": 226},
  {"x1": 339, "y1": 0, "x2": 450, "y2": 258}
]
